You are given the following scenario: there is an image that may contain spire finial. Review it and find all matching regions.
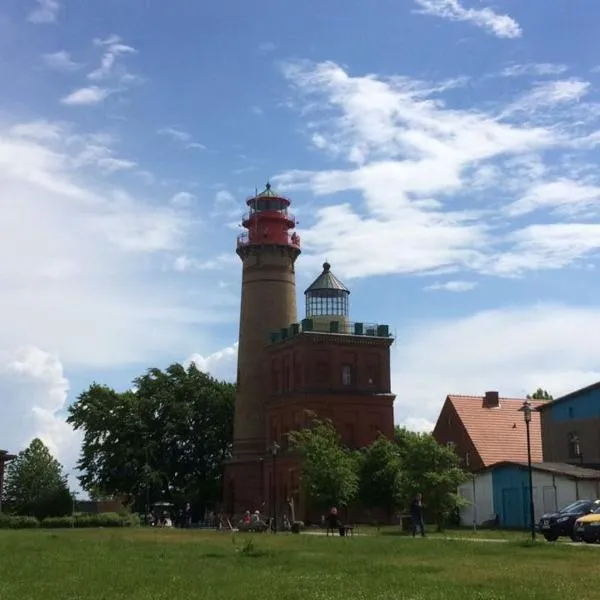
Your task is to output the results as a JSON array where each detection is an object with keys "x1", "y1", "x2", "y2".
[
  {"x1": 265, "y1": 182, "x2": 271, "y2": 191},
  {"x1": 323, "y1": 261, "x2": 331, "y2": 272}
]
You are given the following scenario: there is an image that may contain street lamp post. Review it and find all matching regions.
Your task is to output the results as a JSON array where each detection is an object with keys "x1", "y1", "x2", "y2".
[
  {"x1": 520, "y1": 400, "x2": 536, "y2": 542},
  {"x1": 270, "y1": 441, "x2": 280, "y2": 534}
]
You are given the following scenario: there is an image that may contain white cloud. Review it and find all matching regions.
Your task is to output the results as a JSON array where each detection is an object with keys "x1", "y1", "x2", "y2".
[
  {"x1": 61, "y1": 86, "x2": 111, "y2": 106},
  {"x1": 41, "y1": 50, "x2": 81, "y2": 71},
  {"x1": 501, "y1": 63, "x2": 568, "y2": 78},
  {"x1": 413, "y1": 0, "x2": 522, "y2": 39},
  {"x1": 393, "y1": 304, "x2": 600, "y2": 428},
  {"x1": 212, "y1": 189, "x2": 239, "y2": 218},
  {"x1": 186, "y1": 343, "x2": 238, "y2": 381},
  {"x1": 424, "y1": 280, "x2": 478, "y2": 292},
  {"x1": 170, "y1": 192, "x2": 196, "y2": 207},
  {"x1": 158, "y1": 127, "x2": 205, "y2": 150},
  {"x1": 0, "y1": 346, "x2": 81, "y2": 489},
  {"x1": 275, "y1": 61, "x2": 600, "y2": 279},
  {"x1": 0, "y1": 119, "x2": 237, "y2": 370},
  {"x1": 173, "y1": 253, "x2": 237, "y2": 273},
  {"x1": 89, "y1": 35, "x2": 136, "y2": 81},
  {"x1": 505, "y1": 79, "x2": 590, "y2": 115},
  {"x1": 507, "y1": 180, "x2": 600, "y2": 217},
  {"x1": 28, "y1": 0, "x2": 60, "y2": 24}
]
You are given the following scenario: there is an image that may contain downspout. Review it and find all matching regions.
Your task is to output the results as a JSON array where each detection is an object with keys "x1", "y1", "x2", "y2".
[
  {"x1": 552, "y1": 474, "x2": 557, "y2": 511},
  {"x1": 575, "y1": 479, "x2": 580, "y2": 500},
  {"x1": 472, "y1": 474, "x2": 477, "y2": 532}
]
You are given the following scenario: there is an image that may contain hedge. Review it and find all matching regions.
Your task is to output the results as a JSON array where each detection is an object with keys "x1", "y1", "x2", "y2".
[{"x1": 0, "y1": 512, "x2": 141, "y2": 529}]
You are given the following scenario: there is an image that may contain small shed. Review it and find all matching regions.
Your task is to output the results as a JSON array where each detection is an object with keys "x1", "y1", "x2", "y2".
[{"x1": 458, "y1": 461, "x2": 600, "y2": 529}]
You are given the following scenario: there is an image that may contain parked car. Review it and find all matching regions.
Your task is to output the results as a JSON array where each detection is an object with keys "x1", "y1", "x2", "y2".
[
  {"x1": 539, "y1": 499, "x2": 600, "y2": 542},
  {"x1": 573, "y1": 504, "x2": 600, "y2": 543}
]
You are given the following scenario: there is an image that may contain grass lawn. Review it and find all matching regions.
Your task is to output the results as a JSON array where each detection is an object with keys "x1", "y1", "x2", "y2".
[{"x1": 1, "y1": 528, "x2": 598, "y2": 600}]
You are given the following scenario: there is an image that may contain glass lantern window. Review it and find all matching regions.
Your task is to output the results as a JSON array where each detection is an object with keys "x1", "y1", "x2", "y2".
[{"x1": 306, "y1": 291, "x2": 349, "y2": 317}]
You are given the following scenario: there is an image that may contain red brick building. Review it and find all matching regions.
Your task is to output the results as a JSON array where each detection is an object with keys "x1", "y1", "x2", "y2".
[
  {"x1": 432, "y1": 392, "x2": 543, "y2": 472},
  {"x1": 223, "y1": 185, "x2": 395, "y2": 522}
]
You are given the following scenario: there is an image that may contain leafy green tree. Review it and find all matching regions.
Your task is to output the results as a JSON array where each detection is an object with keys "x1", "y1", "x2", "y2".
[
  {"x1": 394, "y1": 427, "x2": 468, "y2": 530},
  {"x1": 67, "y1": 363, "x2": 235, "y2": 514},
  {"x1": 527, "y1": 388, "x2": 553, "y2": 401},
  {"x1": 3, "y1": 438, "x2": 72, "y2": 519},
  {"x1": 289, "y1": 419, "x2": 358, "y2": 511},
  {"x1": 357, "y1": 435, "x2": 402, "y2": 520}
]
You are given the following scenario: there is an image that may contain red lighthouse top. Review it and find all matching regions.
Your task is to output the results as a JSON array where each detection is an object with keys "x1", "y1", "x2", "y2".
[{"x1": 236, "y1": 183, "x2": 301, "y2": 250}]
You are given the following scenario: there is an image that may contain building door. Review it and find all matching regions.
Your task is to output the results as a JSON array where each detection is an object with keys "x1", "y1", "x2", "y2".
[
  {"x1": 501, "y1": 487, "x2": 522, "y2": 528},
  {"x1": 542, "y1": 486, "x2": 557, "y2": 514}
]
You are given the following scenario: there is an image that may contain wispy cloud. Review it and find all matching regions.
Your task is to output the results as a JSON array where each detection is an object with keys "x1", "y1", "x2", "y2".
[
  {"x1": 28, "y1": 0, "x2": 60, "y2": 24},
  {"x1": 157, "y1": 127, "x2": 206, "y2": 150},
  {"x1": 61, "y1": 86, "x2": 111, "y2": 106},
  {"x1": 41, "y1": 51, "x2": 81, "y2": 71},
  {"x1": 275, "y1": 60, "x2": 600, "y2": 280},
  {"x1": 501, "y1": 63, "x2": 568, "y2": 78},
  {"x1": 414, "y1": 0, "x2": 522, "y2": 39},
  {"x1": 424, "y1": 280, "x2": 478, "y2": 292},
  {"x1": 89, "y1": 35, "x2": 137, "y2": 81}
]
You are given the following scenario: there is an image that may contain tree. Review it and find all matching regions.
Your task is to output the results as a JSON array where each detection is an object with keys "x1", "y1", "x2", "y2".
[
  {"x1": 289, "y1": 419, "x2": 358, "y2": 511},
  {"x1": 3, "y1": 438, "x2": 72, "y2": 519},
  {"x1": 357, "y1": 435, "x2": 402, "y2": 520},
  {"x1": 527, "y1": 388, "x2": 553, "y2": 401},
  {"x1": 394, "y1": 427, "x2": 468, "y2": 530},
  {"x1": 67, "y1": 363, "x2": 235, "y2": 514}
]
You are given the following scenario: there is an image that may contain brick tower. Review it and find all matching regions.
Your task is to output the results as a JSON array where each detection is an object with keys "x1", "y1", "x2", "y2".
[{"x1": 223, "y1": 183, "x2": 301, "y2": 517}]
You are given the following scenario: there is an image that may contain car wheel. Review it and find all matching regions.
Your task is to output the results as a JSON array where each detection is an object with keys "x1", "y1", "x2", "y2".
[
  {"x1": 583, "y1": 536, "x2": 597, "y2": 544},
  {"x1": 543, "y1": 533, "x2": 559, "y2": 542},
  {"x1": 570, "y1": 534, "x2": 582, "y2": 542}
]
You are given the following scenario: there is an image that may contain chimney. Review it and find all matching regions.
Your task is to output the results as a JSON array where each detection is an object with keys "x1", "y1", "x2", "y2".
[{"x1": 483, "y1": 391, "x2": 500, "y2": 408}]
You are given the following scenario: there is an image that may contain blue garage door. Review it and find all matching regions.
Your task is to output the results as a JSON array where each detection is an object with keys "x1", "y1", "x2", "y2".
[{"x1": 502, "y1": 487, "x2": 526, "y2": 529}]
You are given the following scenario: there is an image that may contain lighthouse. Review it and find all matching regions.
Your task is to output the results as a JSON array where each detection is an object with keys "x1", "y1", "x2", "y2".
[
  {"x1": 224, "y1": 183, "x2": 301, "y2": 515},
  {"x1": 224, "y1": 185, "x2": 395, "y2": 524}
]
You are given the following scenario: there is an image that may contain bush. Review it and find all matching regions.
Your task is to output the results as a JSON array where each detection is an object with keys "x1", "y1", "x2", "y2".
[
  {"x1": 41, "y1": 516, "x2": 75, "y2": 528},
  {"x1": 75, "y1": 512, "x2": 140, "y2": 528},
  {"x1": 0, "y1": 515, "x2": 40, "y2": 529}
]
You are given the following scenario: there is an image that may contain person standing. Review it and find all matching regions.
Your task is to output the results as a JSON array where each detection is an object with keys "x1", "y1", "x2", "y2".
[{"x1": 410, "y1": 493, "x2": 425, "y2": 538}]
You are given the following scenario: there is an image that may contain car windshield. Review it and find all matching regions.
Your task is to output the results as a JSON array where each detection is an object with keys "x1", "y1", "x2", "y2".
[{"x1": 560, "y1": 500, "x2": 590, "y2": 513}]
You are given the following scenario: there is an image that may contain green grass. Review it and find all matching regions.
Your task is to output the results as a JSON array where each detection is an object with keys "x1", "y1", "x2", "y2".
[{"x1": 1, "y1": 528, "x2": 598, "y2": 600}]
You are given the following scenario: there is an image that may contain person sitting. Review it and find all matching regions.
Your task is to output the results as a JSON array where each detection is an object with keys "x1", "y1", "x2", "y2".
[{"x1": 326, "y1": 507, "x2": 345, "y2": 536}]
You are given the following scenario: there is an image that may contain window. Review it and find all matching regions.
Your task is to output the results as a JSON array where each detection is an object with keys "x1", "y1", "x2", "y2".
[
  {"x1": 465, "y1": 452, "x2": 470, "y2": 467},
  {"x1": 316, "y1": 361, "x2": 329, "y2": 384},
  {"x1": 568, "y1": 432, "x2": 581, "y2": 460},
  {"x1": 568, "y1": 406, "x2": 574, "y2": 419},
  {"x1": 367, "y1": 365, "x2": 379, "y2": 386},
  {"x1": 283, "y1": 367, "x2": 291, "y2": 392},
  {"x1": 446, "y1": 441, "x2": 456, "y2": 451},
  {"x1": 341, "y1": 364, "x2": 353, "y2": 386}
]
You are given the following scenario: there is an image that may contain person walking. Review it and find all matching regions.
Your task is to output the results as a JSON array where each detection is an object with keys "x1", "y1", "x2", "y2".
[{"x1": 410, "y1": 493, "x2": 426, "y2": 538}]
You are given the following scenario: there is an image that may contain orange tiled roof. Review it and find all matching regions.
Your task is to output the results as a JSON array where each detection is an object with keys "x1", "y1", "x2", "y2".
[{"x1": 448, "y1": 395, "x2": 544, "y2": 468}]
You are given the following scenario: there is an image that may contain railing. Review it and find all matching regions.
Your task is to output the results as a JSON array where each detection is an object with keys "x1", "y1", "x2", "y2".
[
  {"x1": 242, "y1": 210, "x2": 296, "y2": 224},
  {"x1": 237, "y1": 231, "x2": 301, "y2": 248},
  {"x1": 268, "y1": 320, "x2": 393, "y2": 343}
]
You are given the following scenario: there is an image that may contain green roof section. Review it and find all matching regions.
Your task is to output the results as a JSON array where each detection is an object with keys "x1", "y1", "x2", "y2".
[
  {"x1": 304, "y1": 262, "x2": 350, "y2": 295},
  {"x1": 256, "y1": 182, "x2": 282, "y2": 198}
]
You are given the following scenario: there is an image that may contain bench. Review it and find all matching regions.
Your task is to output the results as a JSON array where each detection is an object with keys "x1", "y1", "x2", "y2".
[{"x1": 326, "y1": 525, "x2": 355, "y2": 536}]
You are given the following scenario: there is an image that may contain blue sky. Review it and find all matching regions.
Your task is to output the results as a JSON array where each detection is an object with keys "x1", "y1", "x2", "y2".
[{"x1": 2, "y1": 0, "x2": 600, "y2": 483}]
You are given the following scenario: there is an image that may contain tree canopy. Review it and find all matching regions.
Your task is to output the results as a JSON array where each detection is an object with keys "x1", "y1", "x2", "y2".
[
  {"x1": 527, "y1": 388, "x2": 553, "y2": 401},
  {"x1": 3, "y1": 438, "x2": 72, "y2": 519},
  {"x1": 357, "y1": 435, "x2": 403, "y2": 519},
  {"x1": 288, "y1": 418, "x2": 359, "y2": 511},
  {"x1": 67, "y1": 363, "x2": 235, "y2": 513},
  {"x1": 394, "y1": 427, "x2": 468, "y2": 528}
]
